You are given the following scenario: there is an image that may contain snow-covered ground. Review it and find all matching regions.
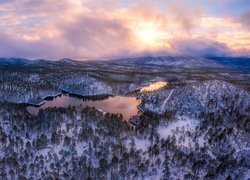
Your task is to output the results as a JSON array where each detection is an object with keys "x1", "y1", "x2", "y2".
[
  {"x1": 0, "y1": 57, "x2": 249, "y2": 179},
  {"x1": 140, "y1": 80, "x2": 249, "y2": 117}
]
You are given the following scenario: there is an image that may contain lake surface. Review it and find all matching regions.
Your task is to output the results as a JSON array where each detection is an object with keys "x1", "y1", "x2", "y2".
[
  {"x1": 27, "y1": 94, "x2": 141, "y2": 120},
  {"x1": 140, "y1": 81, "x2": 168, "y2": 92},
  {"x1": 27, "y1": 81, "x2": 168, "y2": 120}
]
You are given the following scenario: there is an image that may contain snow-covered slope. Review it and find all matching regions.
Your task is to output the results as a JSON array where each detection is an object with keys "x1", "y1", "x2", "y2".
[
  {"x1": 60, "y1": 76, "x2": 112, "y2": 96},
  {"x1": 141, "y1": 80, "x2": 249, "y2": 117}
]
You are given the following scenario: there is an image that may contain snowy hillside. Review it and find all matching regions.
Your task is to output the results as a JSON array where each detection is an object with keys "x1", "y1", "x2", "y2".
[
  {"x1": 0, "y1": 56, "x2": 249, "y2": 179},
  {"x1": 140, "y1": 80, "x2": 249, "y2": 118}
]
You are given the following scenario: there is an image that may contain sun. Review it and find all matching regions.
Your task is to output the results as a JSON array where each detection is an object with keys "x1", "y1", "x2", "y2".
[
  {"x1": 137, "y1": 24, "x2": 160, "y2": 44},
  {"x1": 132, "y1": 22, "x2": 170, "y2": 49}
]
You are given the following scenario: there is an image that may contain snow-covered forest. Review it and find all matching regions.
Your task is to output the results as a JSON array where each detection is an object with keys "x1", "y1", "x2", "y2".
[{"x1": 0, "y1": 57, "x2": 249, "y2": 179}]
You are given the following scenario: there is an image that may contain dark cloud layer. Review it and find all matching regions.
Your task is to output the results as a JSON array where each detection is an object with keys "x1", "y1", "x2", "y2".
[
  {"x1": 0, "y1": 31, "x2": 241, "y2": 59},
  {"x1": 170, "y1": 39, "x2": 231, "y2": 57},
  {"x1": 0, "y1": 32, "x2": 67, "y2": 59}
]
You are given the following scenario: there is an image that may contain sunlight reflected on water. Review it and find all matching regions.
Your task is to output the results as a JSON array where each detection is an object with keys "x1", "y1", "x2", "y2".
[
  {"x1": 27, "y1": 95, "x2": 140, "y2": 120},
  {"x1": 140, "y1": 81, "x2": 168, "y2": 92}
]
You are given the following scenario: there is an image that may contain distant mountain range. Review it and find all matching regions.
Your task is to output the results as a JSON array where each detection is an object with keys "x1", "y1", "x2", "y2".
[{"x1": 0, "y1": 56, "x2": 249, "y2": 72}]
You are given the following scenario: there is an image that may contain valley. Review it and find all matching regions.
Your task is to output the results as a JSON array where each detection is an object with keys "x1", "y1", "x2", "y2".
[{"x1": 0, "y1": 56, "x2": 249, "y2": 179}]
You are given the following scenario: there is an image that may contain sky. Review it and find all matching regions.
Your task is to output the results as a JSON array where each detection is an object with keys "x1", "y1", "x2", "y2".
[{"x1": 0, "y1": 0, "x2": 250, "y2": 60}]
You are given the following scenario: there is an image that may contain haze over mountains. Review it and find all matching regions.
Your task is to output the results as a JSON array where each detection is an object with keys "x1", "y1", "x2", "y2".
[{"x1": 0, "y1": 56, "x2": 249, "y2": 71}]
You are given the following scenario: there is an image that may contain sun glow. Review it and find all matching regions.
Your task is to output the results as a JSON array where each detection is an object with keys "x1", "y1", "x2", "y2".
[{"x1": 133, "y1": 22, "x2": 169, "y2": 48}]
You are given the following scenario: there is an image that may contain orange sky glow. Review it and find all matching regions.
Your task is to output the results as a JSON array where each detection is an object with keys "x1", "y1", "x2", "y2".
[{"x1": 0, "y1": 0, "x2": 249, "y2": 59}]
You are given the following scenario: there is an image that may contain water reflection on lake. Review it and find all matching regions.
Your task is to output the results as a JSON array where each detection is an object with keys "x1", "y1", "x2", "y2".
[
  {"x1": 27, "y1": 94, "x2": 141, "y2": 120},
  {"x1": 140, "y1": 81, "x2": 168, "y2": 93}
]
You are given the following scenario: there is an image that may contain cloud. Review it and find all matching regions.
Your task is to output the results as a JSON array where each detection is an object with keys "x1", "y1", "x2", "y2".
[
  {"x1": 58, "y1": 14, "x2": 132, "y2": 58},
  {"x1": 170, "y1": 38, "x2": 232, "y2": 57},
  {"x1": 0, "y1": 31, "x2": 68, "y2": 59},
  {"x1": 238, "y1": 9, "x2": 250, "y2": 30},
  {"x1": 0, "y1": 0, "x2": 249, "y2": 59},
  {"x1": 0, "y1": 11, "x2": 133, "y2": 59},
  {"x1": 168, "y1": 2, "x2": 203, "y2": 33}
]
